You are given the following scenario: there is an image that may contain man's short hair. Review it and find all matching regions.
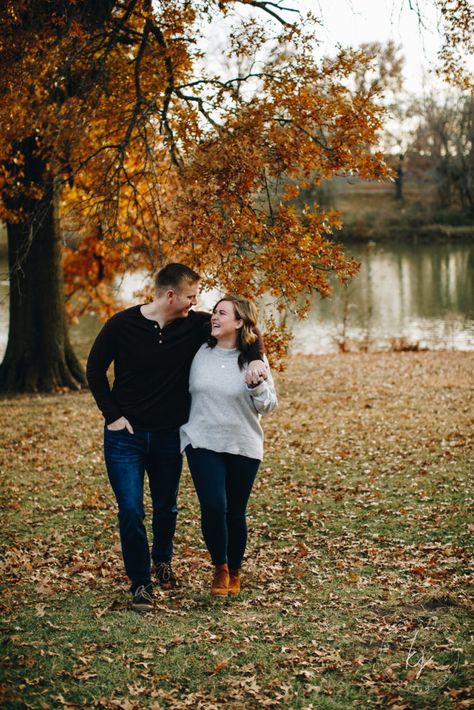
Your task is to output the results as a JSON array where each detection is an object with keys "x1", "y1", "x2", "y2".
[{"x1": 155, "y1": 263, "x2": 201, "y2": 293}]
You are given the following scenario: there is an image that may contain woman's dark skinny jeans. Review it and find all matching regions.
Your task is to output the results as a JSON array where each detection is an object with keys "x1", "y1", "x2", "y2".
[{"x1": 185, "y1": 445, "x2": 260, "y2": 570}]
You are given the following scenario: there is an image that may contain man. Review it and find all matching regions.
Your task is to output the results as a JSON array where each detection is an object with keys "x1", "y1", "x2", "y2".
[{"x1": 86, "y1": 263, "x2": 266, "y2": 612}]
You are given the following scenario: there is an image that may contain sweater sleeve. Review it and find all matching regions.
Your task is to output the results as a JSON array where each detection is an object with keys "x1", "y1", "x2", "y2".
[
  {"x1": 86, "y1": 319, "x2": 123, "y2": 424},
  {"x1": 246, "y1": 358, "x2": 278, "y2": 415}
]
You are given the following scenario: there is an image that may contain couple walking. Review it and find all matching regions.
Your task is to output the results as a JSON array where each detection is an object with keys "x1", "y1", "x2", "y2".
[{"x1": 87, "y1": 263, "x2": 277, "y2": 612}]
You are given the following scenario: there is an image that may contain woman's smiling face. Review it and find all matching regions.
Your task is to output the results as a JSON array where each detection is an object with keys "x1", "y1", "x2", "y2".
[{"x1": 211, "y1": 300, "x2": 243, "y2": 344}]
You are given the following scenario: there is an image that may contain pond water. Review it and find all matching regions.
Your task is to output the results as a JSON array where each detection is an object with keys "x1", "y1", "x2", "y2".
[
  {"x1": 1, "y1": 240, "x2": 473, "y2": 359},
  {"x1": 289, "y1": 241, "x2": 474, "y2": 353}
]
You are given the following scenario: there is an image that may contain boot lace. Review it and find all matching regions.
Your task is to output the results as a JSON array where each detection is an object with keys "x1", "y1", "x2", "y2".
[
  {"x1": 134, "y1": 584, "x2": 153, "y2": 603},
  {"x1": 156, "y1": 562, "x2": 172, "y2": 582}
]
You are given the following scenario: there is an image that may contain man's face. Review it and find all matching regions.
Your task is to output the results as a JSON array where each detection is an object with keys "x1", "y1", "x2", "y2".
[{"x1": 169, "y1": 280, "x2": 199, "y2": 318}]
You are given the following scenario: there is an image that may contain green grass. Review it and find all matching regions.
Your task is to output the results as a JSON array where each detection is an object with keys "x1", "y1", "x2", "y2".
[{"x1": 1, "y1": 352, "x2": 473, "y2": 708}]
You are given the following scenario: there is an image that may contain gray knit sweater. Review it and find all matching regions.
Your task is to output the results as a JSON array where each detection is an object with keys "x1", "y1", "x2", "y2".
[{"x1": 179, "y1": 344, "x2": 278, "y2": 461}]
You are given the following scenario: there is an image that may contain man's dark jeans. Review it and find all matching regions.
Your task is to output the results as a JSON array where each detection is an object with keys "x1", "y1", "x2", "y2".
[{"x1": 104, "y1": 427, "x2": 182, "y2": 591}]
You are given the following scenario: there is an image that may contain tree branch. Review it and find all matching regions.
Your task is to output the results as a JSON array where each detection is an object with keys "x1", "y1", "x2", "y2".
[{"x1": 241, "y1": 0, "x2": 299, "y2": 26}]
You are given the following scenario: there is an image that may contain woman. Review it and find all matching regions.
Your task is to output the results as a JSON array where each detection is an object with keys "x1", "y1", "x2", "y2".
[{"x1": 180, "y1": 295, "x2": 277, "y2": 596}]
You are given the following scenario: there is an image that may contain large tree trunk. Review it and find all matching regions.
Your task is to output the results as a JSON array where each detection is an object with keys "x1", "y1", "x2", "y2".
[{"x1": 0, "y1": 139, "x2": 86, "y2": 392}]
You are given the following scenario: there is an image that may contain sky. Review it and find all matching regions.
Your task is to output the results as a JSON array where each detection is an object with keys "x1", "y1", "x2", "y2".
[
  {"x1": 298, "y1": 0, "x2": 444, "y2": 93},
  {"x1": 200, "y1": 0, "x2": 466, "y2": 97}
]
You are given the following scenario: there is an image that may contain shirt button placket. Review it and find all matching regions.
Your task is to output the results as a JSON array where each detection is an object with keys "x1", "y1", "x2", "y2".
[{"x1": 153, "y1": 323, "x2": 162, "y2": 343}]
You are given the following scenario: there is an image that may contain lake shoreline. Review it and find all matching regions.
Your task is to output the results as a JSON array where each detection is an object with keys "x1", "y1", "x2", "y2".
[
  {"x1": 338, "y1": 224, "x2": 474, "y2": 242},
  {"x1": 0, "y1": 223, "x2": 473, "y2": 260}
]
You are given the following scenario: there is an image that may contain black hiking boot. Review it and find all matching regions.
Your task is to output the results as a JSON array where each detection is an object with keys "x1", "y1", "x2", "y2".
[
  {"x1": 131, "y1": 584, "x2": 153, "y2": 613},
  {"x1": 154, "y1": 561, "x2": 177, "y2": 590}
]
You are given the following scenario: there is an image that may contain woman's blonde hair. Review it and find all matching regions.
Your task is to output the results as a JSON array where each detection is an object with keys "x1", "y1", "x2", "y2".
[{"x1": 210, "y1": 294, "x2": 258, "y2": 367}]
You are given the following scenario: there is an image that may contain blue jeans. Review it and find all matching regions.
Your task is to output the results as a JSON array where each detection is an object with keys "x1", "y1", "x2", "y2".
[
  {"x1": 104, "y1": 427, "x2": 182, "y2": 591},
  {"x1": 185, "y1": 446, "x2": 260, "y2": 569}
]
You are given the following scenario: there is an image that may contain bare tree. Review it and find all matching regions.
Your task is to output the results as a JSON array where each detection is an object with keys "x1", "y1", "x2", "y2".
[{"x1": 407, "y1": 92, "x2": 474, "y2": 212}]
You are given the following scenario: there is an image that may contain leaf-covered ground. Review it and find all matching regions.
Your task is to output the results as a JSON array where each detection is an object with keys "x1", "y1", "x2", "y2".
[{"x1": 1, "y1": 352, "x2": 473, "y2": 709}]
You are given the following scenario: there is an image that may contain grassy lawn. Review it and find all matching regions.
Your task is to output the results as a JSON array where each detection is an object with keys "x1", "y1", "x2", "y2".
[{"x1": 1, "y1": 352, "x2": 473, "y2": 709}]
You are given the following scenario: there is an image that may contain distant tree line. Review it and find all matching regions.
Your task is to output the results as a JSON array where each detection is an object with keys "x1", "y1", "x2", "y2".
[{"x1": 405, "y1": 92, "x2": 473, "y2": 213}]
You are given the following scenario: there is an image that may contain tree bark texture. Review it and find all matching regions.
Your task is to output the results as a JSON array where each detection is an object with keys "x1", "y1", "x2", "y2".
[{"x1": 0, "y1": 139, "x2": 86, "y2": 392}]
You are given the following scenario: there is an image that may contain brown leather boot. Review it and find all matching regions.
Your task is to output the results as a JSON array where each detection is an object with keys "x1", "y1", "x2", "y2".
[
  {"x1": 228, "y1": 568, "x2": 241, "y2": 596},
  {"x1": 211, "y1": 563, "x2": 229, "y2": 596}
]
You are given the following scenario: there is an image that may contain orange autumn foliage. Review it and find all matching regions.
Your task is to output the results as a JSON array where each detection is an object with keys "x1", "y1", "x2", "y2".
[
  {"x1": 1, "y1": 1, "x2": 393, "y2": 366},
  {"x1": 437, "y1": 0, "x2": 473, "y2": 91}
]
